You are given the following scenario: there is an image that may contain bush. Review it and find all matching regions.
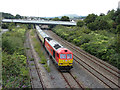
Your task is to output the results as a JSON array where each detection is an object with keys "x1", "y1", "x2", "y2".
[
  {"x1": 117, "y1": 25, "x2": 120, "y2": 33},
  {"x1": 2, "y1": 52, "x2": 30, "y2": 88},
  {"x1": 87, "y1": 20, "x2": 110, "y2": 30},
  {"x1": 84, "y1": 13, "x2": 97, "y2": 24},
  {"x1": 77, "y1": 20, "x2": 84, "y2": 27},
  {"x1": 2, "y1": 36, "x2": 24, "y2": 54},
  {"x1": 2, "y1": 23, "x2": 9, "y2": 29},
  {"x1": 2, "y1": 28, "x2": 26, "y2": 54},
  {"x1": 61, "y1": 16, "x2": 70, "y2": 21},
  {"x1": 2, "y1": 24, "x2": 30, "y2": 88},
  {"x1": 87, "y1": 22, "x2": 97, "y2": 30},
  {"x1": 53, "y1": 25, "x2": 120, "y2": 69}
]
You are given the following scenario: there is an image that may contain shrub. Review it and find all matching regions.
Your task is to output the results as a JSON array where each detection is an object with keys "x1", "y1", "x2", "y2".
[
  {"x1": 2, "y1": 24, "x2": 30, "y2": 88},
  {"x1": 2, "y1": 36, "x2": 24, "y2": 54},
  {"x1": 2, "y1": 52, "x2": 30, "y2": 88},
  {"x1": 77, "y1": 20, "x2": 84, "y2": 27},
  {"x1": 53, "y1": 25, "x2": 120, "y2": 69}
]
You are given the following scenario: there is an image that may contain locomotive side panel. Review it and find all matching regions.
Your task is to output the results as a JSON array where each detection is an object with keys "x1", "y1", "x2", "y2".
[
  {"x1": 44, "y1": 39, "x2": 53, "y2": 56},
  {"x1": 55, "y1": 52, "x2": 59, "y2": 63},
  {"x1": 44, "y1": 39, "x2": 59, "y2": 64}
]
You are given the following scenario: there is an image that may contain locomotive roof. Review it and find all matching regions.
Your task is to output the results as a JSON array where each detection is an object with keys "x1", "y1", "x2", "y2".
[
  {"x1": 57, "y1": 48, "x2": 72, "y2": 53},
  {"x1": 46, "y1": 38, "x2": 63, "y2": 51}
]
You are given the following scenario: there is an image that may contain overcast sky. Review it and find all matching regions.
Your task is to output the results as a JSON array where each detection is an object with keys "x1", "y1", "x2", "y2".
[{"x1": 0, "y1": 0, "x2": 120, "y2": 17}]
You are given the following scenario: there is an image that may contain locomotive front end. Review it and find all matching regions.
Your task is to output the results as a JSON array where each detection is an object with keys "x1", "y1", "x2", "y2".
[{"x1": 57, "y1": 48, "x2": 73, "y2": 70}]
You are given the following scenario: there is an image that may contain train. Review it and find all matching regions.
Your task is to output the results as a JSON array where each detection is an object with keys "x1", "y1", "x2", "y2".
[{"x1": 35, "y1": 25, "x2": 73, "y2": 71}]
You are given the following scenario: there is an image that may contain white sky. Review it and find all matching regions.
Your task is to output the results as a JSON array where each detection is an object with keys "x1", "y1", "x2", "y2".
[{"x1": 0, "y1": 0, "x2": 120, "y2": 17}]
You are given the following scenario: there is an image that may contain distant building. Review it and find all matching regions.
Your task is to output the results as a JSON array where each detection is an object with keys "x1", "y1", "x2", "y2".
[
  {"x1": 118, "y1": 1, "x2": 120, "y2": 9},
  {"x1": 70, "y1": 20, "x2": 75, "y2": 22}
]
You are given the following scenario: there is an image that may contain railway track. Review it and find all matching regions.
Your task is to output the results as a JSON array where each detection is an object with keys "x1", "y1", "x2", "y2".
[
  {"x1": 44, "y1": 30, "x2": 120, "y2": 89},
  {"x1": 27, "y1": 31, "x2": 45, "y2": 89},
  {"x1": 59, "y1": 71, "x2": 84, "y2": 89}
]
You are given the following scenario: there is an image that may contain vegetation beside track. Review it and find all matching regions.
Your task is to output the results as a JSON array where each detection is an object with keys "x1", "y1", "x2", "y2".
[
  {"x1": 53, "y1": 25, "x2": 120, "y2": 69},
  {"x1": 2, "y1": 24, "x2": 31, "y2": 88},
  {"x1": 0, "y1": 29, "x2": 2, "y2": 32},
  {"x1": 52, "y1": 9, "x2": 120, "y2": 69},
  {"x1": 30, "y1": 30, "x2": 50, "y2": 72}
]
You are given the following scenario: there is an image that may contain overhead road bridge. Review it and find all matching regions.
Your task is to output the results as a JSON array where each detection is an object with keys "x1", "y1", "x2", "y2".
[{"x1": 2, "y1": 19, "x2": 76, "y2": 26}]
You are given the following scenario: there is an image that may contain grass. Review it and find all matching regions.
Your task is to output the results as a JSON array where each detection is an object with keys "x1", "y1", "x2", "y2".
[
  {"x1": 26, "y1": 47, "x2": 30, "y2": 50},
  {"x1": 74, "y1": 75, "x2": 77, "y2": 79},
  {"x1": 30, "y1": 30, "x2": 50, "y2": 72},
  {"x1": 31, "y1": 63, "x2": 35, "y2": 66},
  {"x1": 44, "y1": 64, "x2": 50, "y2": 73},
  {"x1": 2, "y1": 24, "x2": 31, "y2": 88},
  {"x1": 0, "y1": 29, "x2": 2, "y2": 32},
  {"x1": 30, "y1": 58, "x2": 34, "y2": 61}
]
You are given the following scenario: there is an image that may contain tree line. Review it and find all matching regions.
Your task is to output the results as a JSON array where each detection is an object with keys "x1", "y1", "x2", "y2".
[
  {"x1": 1, "y1": 12, "x2": 22, "y2": 19},
  {"x1": 52, "y1": 16, "x2": 70, "y2": 21},
  {"x1": 77, "y1": 8, "x2": 120, "y2": 33},
  {"x1": 52, "y1": 8, "x2": 120, "y2": 69},
  {"x1": 77, "y1": 8, "x2": 120, "y2": 54},
  {"x1": 1, "y1": 12, "x2": 71, "y2": 21}
]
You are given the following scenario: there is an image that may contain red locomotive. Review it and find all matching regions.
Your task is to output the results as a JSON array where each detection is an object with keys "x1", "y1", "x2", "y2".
[{"x1": 36, "y1": 25, "x2": 73, "y2": 71}]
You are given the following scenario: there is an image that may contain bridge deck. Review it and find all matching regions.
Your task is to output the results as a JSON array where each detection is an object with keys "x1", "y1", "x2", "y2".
[{"x1": 2, "y1": 19, "x2": 76, "y2": 26}]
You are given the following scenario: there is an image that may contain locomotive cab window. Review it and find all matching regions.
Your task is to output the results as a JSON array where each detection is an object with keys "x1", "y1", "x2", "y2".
[
  {"x1": 67, "y1": 54, "x2": 72, "y2": 59},
  {"x1": 57, "y1": 53, "x2": 59, "y2": 58},
  {"x1": 60, "y1": 54, "x2": 66, "y2": 59},
  {"x1": 53, "y1": 50, "x2": 55, "y2": 58}
]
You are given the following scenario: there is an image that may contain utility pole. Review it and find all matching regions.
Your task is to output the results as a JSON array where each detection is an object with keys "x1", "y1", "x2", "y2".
[{"x1": 118, "y1": 1, "x2": 120, "y2": 9}]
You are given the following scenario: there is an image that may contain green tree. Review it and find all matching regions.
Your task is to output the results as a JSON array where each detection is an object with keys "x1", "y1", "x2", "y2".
[
  {"x1": 87, "y1": 22, "x2": 97, "y2": 30},
  {"x1": 98, "y1": 20, "x2": 110, "y2": 30},
  {"x1": 1, "y1": 23, "x2": 9, "y2": 29},
  {"x1": 100, "y1": 13, "x2": 105, "y2": 16},
  {"x1": 117, "y1": 25, "x2": 120, "y2": 33},
  {"x1": 84, "y1": 13, "x2": 97, "y2": 24},
  {"x1": 77, "y1": 20, "x2": 84, "y2": 27},
  {"x1": 116, "y1": 14, "x2": 120, "y2": 24},
  {"x1": 87, "y1": 20, "x2": 110, "y2": 30},
  {"x1": 116, "y1": 25, "x2": 120, "y2": 53},
  {"x1": 112, "y1": 8, "x2": 120, "y2": 21},
  {"x1": 61, "y1": 16, "x2": 70, "y2": 21},
  {"x1": 107, "y1": 9, "x2": 115, "y2": 20},
  {"x1": 2, "y1": 12, "x2": 15, "y2": 19},
  {"x1": 52, "y1": 17, "x2": 60, "y2": 21},
  {"x1": 15, "y1": 14, "x2": 21, "y2": 19}
]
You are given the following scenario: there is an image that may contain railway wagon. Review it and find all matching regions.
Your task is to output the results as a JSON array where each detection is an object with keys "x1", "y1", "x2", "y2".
[
  {"x1": 35, "y1": 25, "x2": 73, "y2": 71},
  {"x1": 36, "y1": 25, "x2": 49, "y2": 43}
]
